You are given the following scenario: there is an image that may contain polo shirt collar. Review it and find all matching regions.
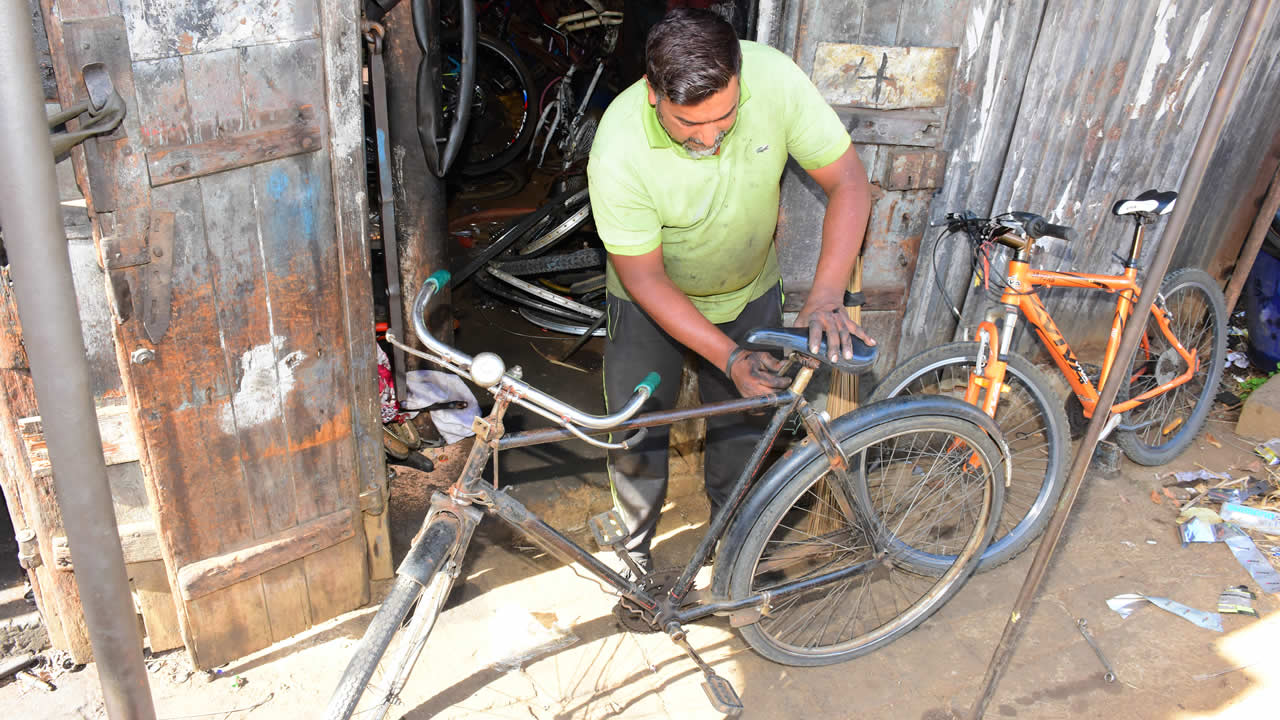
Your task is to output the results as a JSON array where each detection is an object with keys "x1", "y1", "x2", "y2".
[{"x1": 644, "y1": 75, "x2": 752, "y2": 152}]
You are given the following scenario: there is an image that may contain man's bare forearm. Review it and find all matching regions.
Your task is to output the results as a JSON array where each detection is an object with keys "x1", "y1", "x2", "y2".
[{"x1": 619, "y1": 267, "x2": 738, "y2": 372}]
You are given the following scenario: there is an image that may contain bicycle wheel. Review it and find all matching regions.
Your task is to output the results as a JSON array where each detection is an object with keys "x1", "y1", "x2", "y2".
[
  {"x1": 443, "y1": 33, "x2": 536, "y2": 176},
  {"x1": 726, "y1": 414, "x2": 1003, "y2": 666},
  {"x1": 870, "y1": 343, "x2": 1068, "y2": 570},
  {"x1": 325, "y1": 519, "x2": 463, "y2": 720},
  {"x1": 1115, "y1": 267, "x2": 1227, "y2": 465}
]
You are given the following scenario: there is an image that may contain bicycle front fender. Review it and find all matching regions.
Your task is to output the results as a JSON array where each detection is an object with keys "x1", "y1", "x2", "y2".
[
  {"x1": 398, "y1": 492, "x2": 483, "y2": 587},
  {"x1": 709, "y1": 395, "x2": 1010, "y2": 602}
]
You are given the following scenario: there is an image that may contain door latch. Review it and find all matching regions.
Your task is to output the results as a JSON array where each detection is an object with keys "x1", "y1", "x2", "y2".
[{"x1": 47, "y1": 62, "x2": 125, "y2": 160}]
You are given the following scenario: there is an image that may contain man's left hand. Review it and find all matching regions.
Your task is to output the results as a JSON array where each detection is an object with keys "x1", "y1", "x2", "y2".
[{"x1": 794, "y1": 290, "x2": 876, "y2": 364}]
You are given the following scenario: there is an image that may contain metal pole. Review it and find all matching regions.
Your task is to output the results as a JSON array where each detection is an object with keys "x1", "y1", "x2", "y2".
[
  {"x1": 0, "y1": 2, "x2": 156, "y2": 718},
  {"x1": 1224, "y1": 165, "x2": 1280, "y2": 312},
  {"x1": 968, "y1": 1, "x2": 1272, "y2": 716}
]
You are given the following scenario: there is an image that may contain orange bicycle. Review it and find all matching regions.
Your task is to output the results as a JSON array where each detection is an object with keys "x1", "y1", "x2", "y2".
[{"x1": 873, "y1": 189, "x2": 1227, "y2": 569}]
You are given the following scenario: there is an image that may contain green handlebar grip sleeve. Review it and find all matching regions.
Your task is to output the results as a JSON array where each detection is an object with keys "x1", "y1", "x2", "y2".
[
  {"x1": 427, "y1": 269, "x2": 451, "y2": 289},
  {"x1": 634, "y1": 372, "x2": 661, "y2": 394}
]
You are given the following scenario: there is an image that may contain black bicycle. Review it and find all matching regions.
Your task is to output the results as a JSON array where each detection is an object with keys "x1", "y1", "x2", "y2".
[{"x1": 324, "y1": 270, "x2": 1011, "y2": 719}]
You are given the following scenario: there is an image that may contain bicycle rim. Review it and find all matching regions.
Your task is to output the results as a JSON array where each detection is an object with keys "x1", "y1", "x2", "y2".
[
  {"x1": 729, "y1": 415, "x2": 1000, "y2": 664},
  {"x1": 1116, "y1": 269, "x2": 1226, "y2": 464},
  {"x1": 870, "y1": 344, "x2": 1066, "y2": 569},
  {"x1": 443, "y1": 34, "x2": 534, "y2": 174}
]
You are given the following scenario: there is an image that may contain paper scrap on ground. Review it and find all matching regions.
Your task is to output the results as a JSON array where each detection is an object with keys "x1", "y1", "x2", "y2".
[
  {"x1": 1107, "y1": 593, "x2": 1224, "y2": 632},
  {"x1": 404, "y1": 369, "x2": 480, "y2": 444},
  {"x1": 1217, "y1": 585, "x2": 1259, "y2": 617},
  {"x1": 1179, "y1": 517, "x2": 1227, "y2": 544},
  {"x1": 1223, "y1": 531, "x2": 1280, "y2": 594}
]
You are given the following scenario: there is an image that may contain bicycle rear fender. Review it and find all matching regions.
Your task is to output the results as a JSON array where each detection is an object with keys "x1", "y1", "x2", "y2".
[{"x1": 709, "y1": 395, "x2": 1010, "y2": 601}]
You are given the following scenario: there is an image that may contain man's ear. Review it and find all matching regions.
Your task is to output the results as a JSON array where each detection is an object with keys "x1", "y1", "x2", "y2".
[{"x1": 644, "y1": 76, "x2": 657, "y2": 106}]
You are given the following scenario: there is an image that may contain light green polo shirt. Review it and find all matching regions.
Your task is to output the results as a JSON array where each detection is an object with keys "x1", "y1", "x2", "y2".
[{"x1": 587, "y1": 41, "x2": 851, "y2": 323}]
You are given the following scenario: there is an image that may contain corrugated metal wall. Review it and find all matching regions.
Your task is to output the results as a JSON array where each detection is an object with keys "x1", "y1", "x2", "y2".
[
  {"x1": 774, "y1": 0, "x2": 1280, "y2": 369},
  {"x1": 949, "y1": 0, "x2": 1246, "y2": 359}
]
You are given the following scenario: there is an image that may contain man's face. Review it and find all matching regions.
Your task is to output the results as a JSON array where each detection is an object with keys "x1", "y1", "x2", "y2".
[{"x1": 647, "y1": 76, "x2": 740, "y2": 158}]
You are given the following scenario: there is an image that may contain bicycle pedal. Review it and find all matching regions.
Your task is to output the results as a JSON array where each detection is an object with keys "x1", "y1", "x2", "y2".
[
  {"x1": 702, "y1": 673, "x2": 744, "y2": 717},
  {"x1": 588, "y1": 509, "x2": 628, "y2": 548}
]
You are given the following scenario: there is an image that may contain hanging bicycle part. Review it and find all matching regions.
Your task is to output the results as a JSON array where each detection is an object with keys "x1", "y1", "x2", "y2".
[
  {"x1": 364, "y1": 21, "x2": 408, "y2": 403},
  {"x1": 48, "y1": 63, "x2": 125, "y2": 160},
  {"x1": 414, "y1": 0, "x2": 475, "y2": 177}
]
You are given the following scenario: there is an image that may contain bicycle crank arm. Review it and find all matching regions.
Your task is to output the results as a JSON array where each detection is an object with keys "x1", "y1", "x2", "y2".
[{"x1": 668, "y1": 627, "x2": 744, "y2": 717}]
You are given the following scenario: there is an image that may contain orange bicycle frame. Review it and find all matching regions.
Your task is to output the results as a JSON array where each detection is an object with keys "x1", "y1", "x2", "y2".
[{"x1": 968, "y1": 223, "x2": 1198, "y2": 421}]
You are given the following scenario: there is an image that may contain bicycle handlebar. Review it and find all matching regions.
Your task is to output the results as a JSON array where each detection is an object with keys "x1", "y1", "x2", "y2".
[
  {"x1": 1009, "y1": 212, "x2": 1077, "y2": 242},
  {"x1": 409, "y1": 270, "x2": 660, "y2": 430}
]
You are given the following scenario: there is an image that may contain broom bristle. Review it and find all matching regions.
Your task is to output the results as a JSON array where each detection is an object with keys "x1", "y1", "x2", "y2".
[{"x1": 807, "y1": 257, "x2": 864, "y2": 537}]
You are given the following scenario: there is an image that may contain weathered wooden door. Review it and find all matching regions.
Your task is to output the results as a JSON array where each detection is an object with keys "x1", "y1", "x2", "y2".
[{"x1": 41, "y1": 0, "x2": 388, "y2": 667}]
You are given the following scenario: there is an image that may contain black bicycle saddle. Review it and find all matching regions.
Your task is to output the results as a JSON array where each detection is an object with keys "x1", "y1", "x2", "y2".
[{"x1": 742, "y1": 327, "x2": 878, "y2": 374}]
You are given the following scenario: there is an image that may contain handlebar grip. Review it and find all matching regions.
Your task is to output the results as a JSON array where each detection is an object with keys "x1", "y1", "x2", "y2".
[
  {"x1": 1024, "y1": 216, "x2": 1076, "y2": 242},
  {"x1": 634, "y1": 372, "x2": 661, "y2": 395},
  {"x1": 1041, "y1": 221, "x2": 1077, "y2": 242},
  {"x1": 427, "y1": 269, "x2": 452, "y2": 290}
]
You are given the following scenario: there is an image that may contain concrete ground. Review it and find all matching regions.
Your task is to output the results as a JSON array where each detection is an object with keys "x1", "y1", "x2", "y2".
[{"x1": 3, "y1": 295, "x2": 1279, "y2": 718}]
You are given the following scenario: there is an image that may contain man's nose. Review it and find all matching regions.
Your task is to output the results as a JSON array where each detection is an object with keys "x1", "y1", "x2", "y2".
[{"x1": 693, "y1": 127, "x2": 719, "y2": 147}]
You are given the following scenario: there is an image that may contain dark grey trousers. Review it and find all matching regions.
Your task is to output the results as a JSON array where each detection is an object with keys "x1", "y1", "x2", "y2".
[{"x1": 603, "y1": 285, "x2": 782, "y2": 566}]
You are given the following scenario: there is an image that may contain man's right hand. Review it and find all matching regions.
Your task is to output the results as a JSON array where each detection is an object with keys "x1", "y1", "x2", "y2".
[{"x1": 728, "y1": 350, "x2": 791, "y2": 397}]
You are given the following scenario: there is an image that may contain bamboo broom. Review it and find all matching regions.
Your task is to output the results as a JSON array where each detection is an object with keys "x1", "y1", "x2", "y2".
[{"x1": 806, "y1": 256, "x2": 864, "y2": 537}]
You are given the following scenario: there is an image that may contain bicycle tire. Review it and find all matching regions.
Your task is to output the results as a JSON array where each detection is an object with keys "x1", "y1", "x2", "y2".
[
  {"x1": 324, "y1": 520, "x2": 462, "y2": 720},
  {"x1": 870, "y1": 343, "x2": 1069, "y2": 570},
  {"x1": 443, "y1": 32, "x2": 537, "y2": 177},
  {"x1": 726, "y1": 413, "x2": 1002, "y2": 666},
  {"x1": 450, "y1": 187, "x2": 590, "y2": 286},
  {"x1": 1114, "y1": 267, "x2": 1227, "y2": 465},
  {"x1": 491, "y1": 247, "x2": 605, "y2": 276}
]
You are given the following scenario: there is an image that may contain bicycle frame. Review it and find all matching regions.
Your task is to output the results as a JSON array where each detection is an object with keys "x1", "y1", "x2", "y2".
[
  {"x1": 974, "y1": 220, "x2": 1199, "y2": 419},
  {"x1": 431, "y1": 359, "x2": 874, "y2": 631}
]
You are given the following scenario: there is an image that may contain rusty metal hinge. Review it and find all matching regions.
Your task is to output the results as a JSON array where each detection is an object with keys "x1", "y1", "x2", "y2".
[{"x1": 101, "y1": 208, "x2": 174, "y2": 343}]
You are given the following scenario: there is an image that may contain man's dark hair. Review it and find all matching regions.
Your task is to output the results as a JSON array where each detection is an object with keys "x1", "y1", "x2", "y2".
[{"x1": 645, "y1": 8, "x2": 742, "y2": 106}]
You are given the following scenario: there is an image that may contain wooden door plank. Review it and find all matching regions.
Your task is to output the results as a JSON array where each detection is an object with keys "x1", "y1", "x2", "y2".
[
  {"x1": 182, "y1": 49, "x2": 247, "y2": 143},
  {"x1": 317, "y1": 0, "x2": 388, "y2": 579},
  {"x1": 134, "y1": 181, "x2": 255, "y2": 564},
  {"x1": 148, "y1": 119, "x2": 323, "y2": 186},
  {"x1": 129, "y1": 560, "x2": 184, "y2": 652},
  {"x1": 304, "y1": 537, "x2": 370, "y2": 623},
  {"x1": 52, "y1": 521, "x2": 163, "y2": 568},
  {"x1": 261, "y1": 561, "x2": 313, "y2": 643},
  {"x1": 199, "y1": 166, "x2": 299, "y2": 538},
  {"x1": 133, "y1": 56, "x2": 193, "y2": 150},
  {"x1": 175, "y1": 508, "x2": 354, "y2": 601},
  {"x1": 184, "y1": 581, "x2": 271, "y2": 670},
  {"x1": 250, "y1": 145, "x2": 368, "y2": 617},
  {"x1": 17, "y1": 403, "x2": 140, "y2": 477}
]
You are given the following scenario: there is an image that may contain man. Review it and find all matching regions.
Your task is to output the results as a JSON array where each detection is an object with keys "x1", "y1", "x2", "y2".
[{"x1": 587, "y1": 8, "x2": 873, "y2": 576}]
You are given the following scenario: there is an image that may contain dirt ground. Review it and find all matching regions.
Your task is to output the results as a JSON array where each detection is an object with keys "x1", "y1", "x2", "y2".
[{"x1": 3, "y1": 304, "x2": 1279, "y2": 718}]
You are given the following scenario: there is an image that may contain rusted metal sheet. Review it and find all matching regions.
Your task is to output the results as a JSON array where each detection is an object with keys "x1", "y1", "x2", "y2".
[
  {"x1": 813, "y1": 43, "x2": 957, "y2": 109},
  {"x1": 885, "y1": 148, "x2": 947, "y2": 190},
  {"x1": 1181, "y1": 8, "x2": 1280, "y2": 282},
  {"x1": 837, "y1": 106, "x2": 945, "y2": 147},
  {"x1": 119, "y1": 0, "x2": 320, "y2": 60},
  {"x1": 957, "y1": 0, "x2": 1248, "y2": 353}
]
